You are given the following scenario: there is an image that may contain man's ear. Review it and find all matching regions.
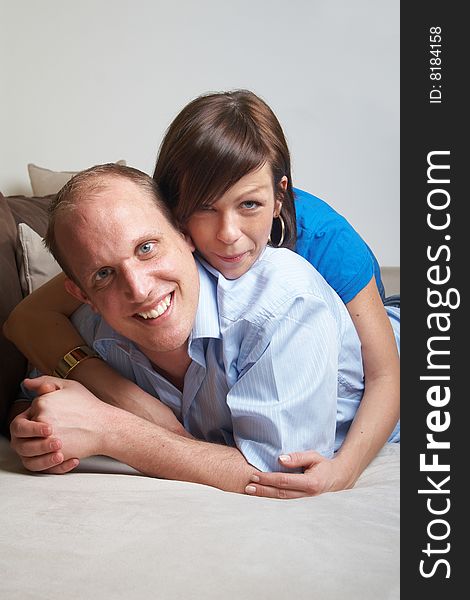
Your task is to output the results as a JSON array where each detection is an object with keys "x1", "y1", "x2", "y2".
[
  {"x1": 181, "y1": 231, "x2": 196, "y2": 252},
  {"x1": 64, "y1": 278, "x2": 97, "y2": 311}
]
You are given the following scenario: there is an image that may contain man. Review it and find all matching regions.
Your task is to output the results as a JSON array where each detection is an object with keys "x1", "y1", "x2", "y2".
[{"x1": 8, "y1": 164, "x2": 386, "y2": 498}]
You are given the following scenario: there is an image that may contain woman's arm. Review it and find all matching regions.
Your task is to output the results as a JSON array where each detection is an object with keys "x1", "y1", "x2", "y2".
[
  {"x1": 3, "y1": 273, "x2": 189, "y2": 435},
  {"x1": 332, "y1": 276, "x2": 400, "y2": 486},
  {"x1": 4, "y1": 273, "x2": 82, "y2": 374}
]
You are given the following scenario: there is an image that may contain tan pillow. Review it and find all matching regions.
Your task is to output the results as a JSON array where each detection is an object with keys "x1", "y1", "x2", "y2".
[
  {"x1": 28, "y1": 160, "x2": 127, "y2": 195},
  {"x1": 17, "y1": 223, "x2": 62, "y2": 295}
]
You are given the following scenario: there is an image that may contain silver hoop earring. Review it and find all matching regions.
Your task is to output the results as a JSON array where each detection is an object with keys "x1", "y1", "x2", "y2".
[{"x1": 268, "y1": 213, "x2": 286, "y2": 248}]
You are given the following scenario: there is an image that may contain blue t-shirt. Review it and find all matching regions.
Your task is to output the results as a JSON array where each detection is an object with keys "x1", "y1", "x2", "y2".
[{"x1": 293, "y1": 188, "x2": 385, "y2": 303}]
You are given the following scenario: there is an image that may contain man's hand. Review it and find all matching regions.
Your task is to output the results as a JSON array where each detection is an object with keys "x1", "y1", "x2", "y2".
[
  {"x1": 66, "y1": 358, "x2": 192, "y2": 438},
  {"x1": 244, "y1": 451, "x2": 356, "y2": 499},
  {"x1": 25, "y1": 375, "x2": 116, "y2": 459},
  {"x1": 11, "y1": 376, "x2": 117, "y2": 474},
  {"x1": 10, "y1": 379, "x2": 79, "y2": 474}
]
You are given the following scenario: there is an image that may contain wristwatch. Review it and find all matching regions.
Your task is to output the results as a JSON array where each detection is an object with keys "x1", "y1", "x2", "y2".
[{"x1": 53, "y1": 345, "x2": 101, "y2": 379}]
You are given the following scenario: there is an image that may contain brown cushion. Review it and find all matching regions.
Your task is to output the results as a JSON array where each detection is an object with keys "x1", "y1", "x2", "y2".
[
  {"x1": 7, "y1": 194, "x2": 52, "y2": 237},
  {"x1": 0, "y1": 192, "x2": 53, "y2": 435}
]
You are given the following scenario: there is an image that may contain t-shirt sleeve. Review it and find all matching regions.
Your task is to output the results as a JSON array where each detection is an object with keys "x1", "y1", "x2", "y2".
[{"x1": 294, "y1": 188, "x2": 384, "y2": 303}]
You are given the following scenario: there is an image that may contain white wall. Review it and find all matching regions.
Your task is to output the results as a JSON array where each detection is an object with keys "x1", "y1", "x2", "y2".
[{"x1": 0, "y1": 0, "x2": 399, "y2": 265}]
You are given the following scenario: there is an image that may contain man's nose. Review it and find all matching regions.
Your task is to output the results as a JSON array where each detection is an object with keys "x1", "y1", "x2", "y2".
[
  {"x1": 120, "y1": 265, "x2": 152, "y2": 303},
  {"x1": 216, "y1": 214, "x2": 242, "y2": 245}
]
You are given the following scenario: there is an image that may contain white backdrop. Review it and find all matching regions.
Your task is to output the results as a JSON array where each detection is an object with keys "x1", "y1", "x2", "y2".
[{"x1": 0, "y1": 0, "x2": 399, "y2": 265}]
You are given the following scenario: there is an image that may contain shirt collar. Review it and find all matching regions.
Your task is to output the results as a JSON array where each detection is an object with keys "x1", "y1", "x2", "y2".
[
  {"x1": 190, "y1": 258, "x2": 222, "y2": 342},
  {"x1": 91, "y1": 316, "x2": 136, "y2": 357},
  {"x1": 195, "y1": 247, "x2": 271, "y2": 284}
]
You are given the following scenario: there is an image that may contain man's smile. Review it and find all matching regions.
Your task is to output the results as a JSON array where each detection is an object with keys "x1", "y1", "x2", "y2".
[{"x1": 134, "y1": 292, "x2": 173, "y2": 321}]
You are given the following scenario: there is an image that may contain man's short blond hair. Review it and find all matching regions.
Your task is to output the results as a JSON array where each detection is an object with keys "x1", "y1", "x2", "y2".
[{"x1": 44, "y1": 163, "x2": 176, "y2": 283}]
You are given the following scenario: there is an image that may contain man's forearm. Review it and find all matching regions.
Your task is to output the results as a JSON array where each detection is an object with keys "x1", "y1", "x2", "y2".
[
  {"x1": 70, "y1": 359, "x2": 191, "y2": 437},
  {"x1": 20, "y1": 375, "x2": 255, "y2": 492},
  {"x1": 102, "y1": 406, "x2": 256, "y2": 493}
]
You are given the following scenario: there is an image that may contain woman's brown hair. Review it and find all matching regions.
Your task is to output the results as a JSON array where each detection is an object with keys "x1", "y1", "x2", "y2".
[{"x1": 153, "y1": 89, "x2": 297, "y2": 249}]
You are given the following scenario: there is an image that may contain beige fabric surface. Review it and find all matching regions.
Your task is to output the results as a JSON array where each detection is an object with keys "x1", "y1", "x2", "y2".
[
  {"x1": 0, "y1": 437, "x2": 399, "y2": 599},
  {"x1": 28, "y1": 160, "x2": 127, "y2": 195},
  {"x1": 17, "y1": 223, "x2": 62, "y2": 295}
]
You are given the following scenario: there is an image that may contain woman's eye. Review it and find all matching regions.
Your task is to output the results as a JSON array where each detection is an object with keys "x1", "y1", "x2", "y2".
[
  {"x1": 241, "y1": 200, "x2": 259, "y2": 210},
  {"x1": 95, "y1": 267, "x2": 112, "y2": 281},
  {"x1": 139, "y1": 242, "x2": 154, "y2": 255}
]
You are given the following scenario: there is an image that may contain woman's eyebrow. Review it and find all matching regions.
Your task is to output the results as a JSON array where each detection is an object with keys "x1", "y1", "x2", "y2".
[{"x1": 234, "y1": 183, "x2": 270, "y2": 198}]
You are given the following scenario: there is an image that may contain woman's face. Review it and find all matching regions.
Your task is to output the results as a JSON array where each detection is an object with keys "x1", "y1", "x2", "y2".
[{"x1": 185, "y1": 163, "x2": 286, "y2": 279}]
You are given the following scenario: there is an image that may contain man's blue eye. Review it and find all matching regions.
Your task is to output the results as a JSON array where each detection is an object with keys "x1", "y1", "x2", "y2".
[
  {"x1": 95, "y1": 268, "x2": 112, "y2": 281},
  {"x1": 140, "y1": 242, "x2": 154, "y2": 254}
]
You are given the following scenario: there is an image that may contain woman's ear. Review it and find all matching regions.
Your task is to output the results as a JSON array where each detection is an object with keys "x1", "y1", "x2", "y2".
[
  {"x1": 279, "y1": 176, "x2": 288, "y2": 193},
  {"x1": 274, "y1": 176, "x2": 288, "y2": 217}
]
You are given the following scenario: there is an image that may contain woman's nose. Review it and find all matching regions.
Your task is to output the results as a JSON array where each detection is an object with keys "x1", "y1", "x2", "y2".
[{"x1": 216, "y1": 214, "x2": 242, "y2": 245}]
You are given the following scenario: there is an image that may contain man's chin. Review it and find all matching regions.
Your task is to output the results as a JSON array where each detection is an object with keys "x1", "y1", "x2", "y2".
[{"x1": 135, "y1": 329, "x2": 190, "y2": 358}]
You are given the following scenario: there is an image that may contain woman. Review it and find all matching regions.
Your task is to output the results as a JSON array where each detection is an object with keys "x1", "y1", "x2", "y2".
[{"x1": 5, "y1": 90, "x2": 399, "y2": 497}]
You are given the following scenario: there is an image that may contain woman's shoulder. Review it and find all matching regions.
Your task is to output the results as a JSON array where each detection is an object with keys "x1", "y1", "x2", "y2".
[
  {"x1": 293, "y1": 187, "x2": 363, "y2": 261},
  {"x1": 292, "y1": 187, "x2": 383, "y2": 303},
  {"x1": 294, "y1": 188, "x2": 351, "y2": 236}
]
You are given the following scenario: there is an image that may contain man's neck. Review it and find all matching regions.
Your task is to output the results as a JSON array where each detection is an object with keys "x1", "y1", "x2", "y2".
[{"x1": 143, "y1": 345, "x2": 192, "y2": 392}]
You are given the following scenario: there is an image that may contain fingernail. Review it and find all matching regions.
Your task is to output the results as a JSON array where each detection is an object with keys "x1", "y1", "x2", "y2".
[
  {"x1": 245, "y1": 485, "x2": 257, "y2": 494},
  {"x1": 250, "y1": 474, "x2": 260, "y2": 482},
  {"x1": 42, "y1": 427, "x2": 52, "y2": 436},
  {"x1": 50, "y1": 440, "x2": 61, "y2": 451},
  {"x1": 52, "y1": 453, "x2": 63, "y2": 464},
  {"x1": 279, "y1": 454, "x2": 291, "y2": 462}
]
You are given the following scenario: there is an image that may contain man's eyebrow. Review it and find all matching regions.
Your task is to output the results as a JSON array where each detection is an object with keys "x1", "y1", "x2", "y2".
[{"x1": 133, "y1": 231, "x2": 163, "y2": 245}]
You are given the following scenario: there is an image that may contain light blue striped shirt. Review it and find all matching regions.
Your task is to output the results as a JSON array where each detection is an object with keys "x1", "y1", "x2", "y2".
[{"x1": 59, "y1": 247, "x2": 401, "y2": 473}]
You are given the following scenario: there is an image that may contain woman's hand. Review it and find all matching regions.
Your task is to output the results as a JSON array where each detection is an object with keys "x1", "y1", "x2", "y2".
[{"x1": 244, "y1": 450, "x2": 357, "y2": 499}]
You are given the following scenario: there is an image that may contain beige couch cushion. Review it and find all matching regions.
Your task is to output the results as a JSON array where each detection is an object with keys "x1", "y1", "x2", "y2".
[
  {"x1": 17, "y1": 223, "x2": 62, "y2": 295},
  {"x1": 28, "y1": 160, "x2": 127, "y2": 195}
]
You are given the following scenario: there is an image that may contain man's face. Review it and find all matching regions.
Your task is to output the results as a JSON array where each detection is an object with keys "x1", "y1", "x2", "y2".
[{"x1": 57, "y1": 177, "x2": 199, "y2": 362}]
